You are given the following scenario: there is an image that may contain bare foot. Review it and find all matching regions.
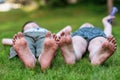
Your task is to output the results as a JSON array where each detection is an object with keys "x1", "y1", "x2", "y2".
[
  {"x1": 13, "y1": 32, "x2": 36, "y2": 68},
  {"x1": 58, "y1": 29, "x2": 76, "y2": 64},
  {"x1": 38, "y1": 32, "x2": 58, "y2": 70},
  {"x1": 91, "y1": 36, "x2": 117, "y2": 65}
]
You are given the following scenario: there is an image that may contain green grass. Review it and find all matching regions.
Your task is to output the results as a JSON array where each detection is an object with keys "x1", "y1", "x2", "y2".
[{"x1": 0, "y1": 5, "x2": 120, "y2": 80}]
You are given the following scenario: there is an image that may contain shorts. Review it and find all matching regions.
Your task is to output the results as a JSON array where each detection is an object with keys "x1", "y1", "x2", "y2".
[
  {"x1": 9, "y1": 31, "x2": 47, "y2": 59},
  {"x1": 72, "y1": 27, "x2": 107, "y2": 42}
]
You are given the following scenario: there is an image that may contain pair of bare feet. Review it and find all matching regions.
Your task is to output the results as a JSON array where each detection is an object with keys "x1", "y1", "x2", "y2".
[
  {"x1": 13, "y1": 32, "x2": 57, "y2": 70},
  {"x1": 57, "y1": 28, "x2": 117, "y2": 65},
  {"x1": 12, "y1": 30, "x2": 75, "y2": 70},
  {"x1": 12, "y1": 30, "x2": 117, "y2": 70}
]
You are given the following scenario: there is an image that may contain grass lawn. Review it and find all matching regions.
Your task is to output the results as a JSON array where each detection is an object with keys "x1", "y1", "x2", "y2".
[{"x1": 0, "y1": 4, "x2": 120, "y2": 80}]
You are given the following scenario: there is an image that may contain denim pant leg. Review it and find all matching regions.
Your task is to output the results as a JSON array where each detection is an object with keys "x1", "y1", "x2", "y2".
[
  {"x1": 24, "y1": 36, "x2": 36, "y2": 56},
  {"x1": 35, "y1": 37, "x2": 45, "y2": 58},
  {"x1": 9, "y1": 47, "x2": 17, "y2": 59}
]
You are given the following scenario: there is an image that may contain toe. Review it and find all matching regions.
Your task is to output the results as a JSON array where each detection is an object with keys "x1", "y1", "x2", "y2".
[
  {"x1": 46, "y1": 32, "x2": 51, "y2": 38},
  {"x1": 19, "y1": 32, "x2": 24, "y2": 38}
]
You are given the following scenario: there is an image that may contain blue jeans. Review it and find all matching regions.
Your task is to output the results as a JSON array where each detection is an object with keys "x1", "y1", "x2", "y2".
[
  {"x1": 9, "y1": 31, "x2": 47, "y2": 59},
  {"x1": 72, "y1": 27, "x2": 106, "y2": 42}
]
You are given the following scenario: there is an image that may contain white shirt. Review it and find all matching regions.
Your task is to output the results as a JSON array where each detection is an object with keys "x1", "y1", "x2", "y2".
[{"x1": 24, "y1": 27, "x2": 48, "y2": 33}]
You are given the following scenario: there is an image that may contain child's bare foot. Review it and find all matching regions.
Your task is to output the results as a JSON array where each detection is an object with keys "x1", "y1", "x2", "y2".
[
  {"x1": 91, "y1": 36, "x2": 117, "y2": 65},
  {"x1": 58, "y1": 29, "x2": 76, "y2": 64},
  {"x1": 13, "y1": 32, "x2": 36, "y2": 68},
  {"x1": 38, "y1": 32, "x2": 58, "y2": 70}
]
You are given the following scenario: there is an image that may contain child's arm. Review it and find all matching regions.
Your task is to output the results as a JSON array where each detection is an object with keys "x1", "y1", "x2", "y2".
[{"x1": 2, "y1": 38, "x2": 13, "y2": 46}]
